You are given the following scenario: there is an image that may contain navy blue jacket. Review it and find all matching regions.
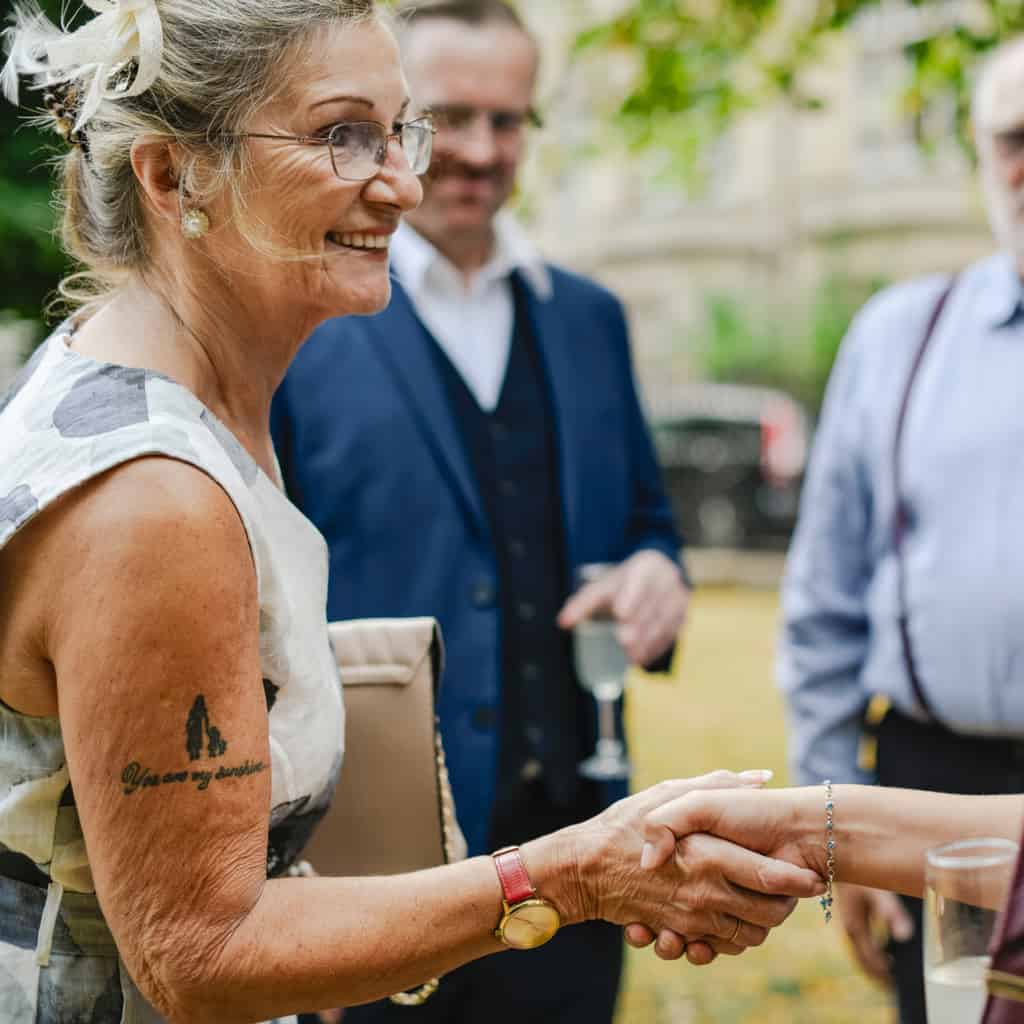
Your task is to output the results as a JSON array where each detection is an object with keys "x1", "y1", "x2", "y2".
[{"x1": 272, "y1": 268, "x2": 681, "y2": 854}]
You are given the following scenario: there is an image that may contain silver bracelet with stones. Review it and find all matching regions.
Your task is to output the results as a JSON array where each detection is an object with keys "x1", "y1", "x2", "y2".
[{"x1": 821, "y1": 779, "x2": 835, "y2": 923}]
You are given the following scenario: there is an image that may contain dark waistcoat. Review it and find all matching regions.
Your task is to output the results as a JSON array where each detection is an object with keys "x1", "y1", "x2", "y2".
[{"x1": 427, "y1": 276, "x2": 585, "y2": 810}]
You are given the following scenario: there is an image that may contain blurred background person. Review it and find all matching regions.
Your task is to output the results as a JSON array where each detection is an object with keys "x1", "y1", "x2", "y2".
[
  {"x1": 778, "y1": 35, "x2": 1024, "y2": 1024},
  {"x1": 271, "y1": 2, "x2": 689, "y2": 1022}
]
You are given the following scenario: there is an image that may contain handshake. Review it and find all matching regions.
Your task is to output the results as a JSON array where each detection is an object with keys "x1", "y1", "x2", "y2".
[{"x1": 536, "y1": 770, "x2": 832, "y2": 965}]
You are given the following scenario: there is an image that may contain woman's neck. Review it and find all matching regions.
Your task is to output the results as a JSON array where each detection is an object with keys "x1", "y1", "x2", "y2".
[{"x1": 68, "y1": 277, "x2": 297, "y2": 478}]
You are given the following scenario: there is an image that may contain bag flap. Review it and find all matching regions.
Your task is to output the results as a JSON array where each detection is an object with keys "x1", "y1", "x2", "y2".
[
  {"x1": 306, "y1": 616, "x2": 452, "y2": 879},
  {"x1": 327, "y1": 617, "x2": 443, "y2": 689}
]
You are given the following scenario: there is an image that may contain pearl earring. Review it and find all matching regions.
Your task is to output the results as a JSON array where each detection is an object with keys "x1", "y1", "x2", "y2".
[{"x1": 181, "y1": 208, "x2": 210, "y2": 240}]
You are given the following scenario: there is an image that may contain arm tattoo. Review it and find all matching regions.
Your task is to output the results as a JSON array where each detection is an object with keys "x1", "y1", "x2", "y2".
[
  {"x1": 186, "y1": 695, "x2": 229, "y2": 760},
  {"x1": 119, "y1": 694, "x2": 264, "y2": 797}
]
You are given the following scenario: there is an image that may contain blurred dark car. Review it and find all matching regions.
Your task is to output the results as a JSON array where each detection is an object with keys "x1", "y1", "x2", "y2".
[{"x1": 650, "y1": 383, "x2": 810, "y2": 550}]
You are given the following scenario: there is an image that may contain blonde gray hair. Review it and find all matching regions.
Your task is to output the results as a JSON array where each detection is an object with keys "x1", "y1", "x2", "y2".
[{"x1": 3, "y1": 0, "x2": 377, "y2": 307}]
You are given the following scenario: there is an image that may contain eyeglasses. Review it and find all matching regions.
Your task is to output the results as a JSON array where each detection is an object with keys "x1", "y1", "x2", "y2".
[
  {"x1": 231, "y1": 117, "x2": 435, "y2": 181},
  {"x1": 431, "y1": 104, "x2": 543, "y2": 138}
]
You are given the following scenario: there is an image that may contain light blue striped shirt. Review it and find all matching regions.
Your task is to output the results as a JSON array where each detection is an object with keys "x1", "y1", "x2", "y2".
[{"x1": 779, "y1": 252, "x2": 1024, "y2": 785}]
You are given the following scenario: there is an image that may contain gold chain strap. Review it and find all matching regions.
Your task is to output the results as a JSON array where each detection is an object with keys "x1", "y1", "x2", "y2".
[{"x1": 387, "y1": 727, "x2": 466, "y2": 1007}]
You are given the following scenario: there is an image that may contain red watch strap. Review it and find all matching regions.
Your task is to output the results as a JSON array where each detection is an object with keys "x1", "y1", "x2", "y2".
[{"x1": 492, "y1": 846, "x2": 535, "y2": 905}]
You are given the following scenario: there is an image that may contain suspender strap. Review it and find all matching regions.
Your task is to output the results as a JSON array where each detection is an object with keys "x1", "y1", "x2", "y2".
[{"x1": 891, "y1": 275, "x2": 958, "y2": 725}]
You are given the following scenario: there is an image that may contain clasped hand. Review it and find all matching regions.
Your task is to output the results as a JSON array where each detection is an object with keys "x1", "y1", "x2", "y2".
[
  {"x1": 568, "y1": 772, "x2": 824, "y2": 966},
  {"x1": 620, "y1": 782, "x2": 827, "y2": 964}
]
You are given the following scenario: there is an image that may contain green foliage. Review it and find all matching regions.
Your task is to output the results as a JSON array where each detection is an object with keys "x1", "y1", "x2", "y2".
[
  {"x1": 693, "y1": 272, "x2": 887, "y2": 415},
  {"x1": 575, "y1": 0, "x2": 1024, "y2": 177},
  {"x1": 0, "y1": 0, "x2": 74, "y2": 335}
]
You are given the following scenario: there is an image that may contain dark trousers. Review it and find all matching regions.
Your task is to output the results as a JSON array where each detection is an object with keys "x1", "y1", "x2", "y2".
[
  {"x1": 874, "y1": 709, "x2": 1024, "y2": 1024},
  {"x1": 301, "y1": 775, "x2": 623, "y2": 1024}
]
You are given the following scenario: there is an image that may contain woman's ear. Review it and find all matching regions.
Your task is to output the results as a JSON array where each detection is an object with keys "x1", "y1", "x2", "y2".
[{"x1": 130, "y1": 137, "x2": 183, "y2": 227}]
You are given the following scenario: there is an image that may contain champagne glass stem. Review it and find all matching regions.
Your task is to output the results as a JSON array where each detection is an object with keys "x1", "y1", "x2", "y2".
[{"x1": 598, "y1": 695, "x2": 618, "y2": 745}]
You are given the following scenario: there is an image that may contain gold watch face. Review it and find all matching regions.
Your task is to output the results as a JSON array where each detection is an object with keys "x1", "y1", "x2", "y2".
[{"x1": 500, "y1": 899, "x2": 561, "y2": 950}]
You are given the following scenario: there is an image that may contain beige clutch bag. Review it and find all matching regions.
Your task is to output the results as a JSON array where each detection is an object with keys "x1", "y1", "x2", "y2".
[{"x1": 301, "y1": 617, "x2": 467, "y2": 878}]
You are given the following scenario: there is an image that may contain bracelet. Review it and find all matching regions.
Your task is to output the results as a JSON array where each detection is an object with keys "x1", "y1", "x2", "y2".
[{"x1": 821, "y1": 780, "x2": 835, "y2": 923}]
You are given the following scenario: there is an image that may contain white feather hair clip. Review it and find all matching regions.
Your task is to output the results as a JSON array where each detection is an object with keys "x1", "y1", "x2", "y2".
[{"x1": 2, "y1": 0, "x2": 163, "y2": 133}]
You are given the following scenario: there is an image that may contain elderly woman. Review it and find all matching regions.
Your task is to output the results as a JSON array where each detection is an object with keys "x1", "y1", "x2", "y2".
[{"x1": 0, "y1": 2, "x2": 826, "y2": 1022}]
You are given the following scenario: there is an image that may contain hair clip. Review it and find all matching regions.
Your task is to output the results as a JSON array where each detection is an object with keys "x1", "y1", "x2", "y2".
[
  {"x1": 42, "y1": 83, "x2": 89, "y2": 154},
  {"x1": 9, "y1": 0, "x2": 163, "y2": 135}
]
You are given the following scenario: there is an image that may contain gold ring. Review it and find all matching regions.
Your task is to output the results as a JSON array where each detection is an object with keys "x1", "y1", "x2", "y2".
[{"x1": 728, "y1": 918, "x2": 742, "y2": 944}]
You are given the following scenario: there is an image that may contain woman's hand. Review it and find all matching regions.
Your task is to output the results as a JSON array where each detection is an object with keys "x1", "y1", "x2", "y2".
[
  {"x1": 640, "y1": 785, "x2": 824, "y2": 876},
  {"x1": 549, "y1": 772, "x2": 825, "y2": 965},
  {"x1": 623, "y1": 785, "x2": 826, "y2": 961}
]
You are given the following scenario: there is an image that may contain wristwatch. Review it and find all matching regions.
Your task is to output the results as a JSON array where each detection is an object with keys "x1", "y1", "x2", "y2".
[{"x1": 491, "y1": 845, "x2": 561, "y2": 950}]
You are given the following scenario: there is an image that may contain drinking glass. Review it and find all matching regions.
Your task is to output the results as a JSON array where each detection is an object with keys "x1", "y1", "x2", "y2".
[
  {"x1": 924, "y1": 837, "x2": 1018, "y2": 1024},
  {"x1": 571, "y1": 563, "x2": 631, "y2": 781}
]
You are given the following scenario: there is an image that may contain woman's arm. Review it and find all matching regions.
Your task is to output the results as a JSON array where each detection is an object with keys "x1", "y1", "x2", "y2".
[
  {"x1": 23, "y1": 457, "x2": 823, "y2": 1024},
  {"x1": 643, "y1": 784, "x2": 1024, "y2": 898}
]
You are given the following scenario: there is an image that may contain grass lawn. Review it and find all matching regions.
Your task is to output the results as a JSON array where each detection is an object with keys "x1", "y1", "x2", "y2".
[{"x1": 616, "y1": 586, "x2": 894, "y2": 1024}]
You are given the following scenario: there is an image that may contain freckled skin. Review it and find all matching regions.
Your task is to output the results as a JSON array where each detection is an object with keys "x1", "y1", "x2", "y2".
[{"x1": 199, "y1": 20, "x2": 425, "y2": 331}]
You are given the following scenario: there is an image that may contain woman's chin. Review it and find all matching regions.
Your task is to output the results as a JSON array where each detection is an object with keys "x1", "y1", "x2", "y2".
[{"x1": 321, "y1": 277, "x2": 392, "y2": 321}]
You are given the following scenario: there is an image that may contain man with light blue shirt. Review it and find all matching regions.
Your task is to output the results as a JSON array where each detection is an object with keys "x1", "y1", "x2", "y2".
[
  {"x1": 272, "y1": 3, "x2": 689, "y2": 1021},
  {"x1": 780, "y1": 37, "x2": 1024, "y2": 1024}
]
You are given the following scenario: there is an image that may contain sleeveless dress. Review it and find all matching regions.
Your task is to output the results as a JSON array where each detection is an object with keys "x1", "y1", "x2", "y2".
[{"x1": 0, "y1": 332, "x2": 345, "y2": 1023}]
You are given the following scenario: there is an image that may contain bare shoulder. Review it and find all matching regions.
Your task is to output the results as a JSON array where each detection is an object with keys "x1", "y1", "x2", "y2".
[
  {"x1": 51, "y1": 455, "x2": 253, "y2": 612},
  {"x1": 0, "y1": 456, "x2": 256, "y2": 716},
  {"x1": 59, "y1": 454, "x2": 251, "y2": 561},
  {"x1": 46, "y1": 455, "x2": 259, "y2": 686}
]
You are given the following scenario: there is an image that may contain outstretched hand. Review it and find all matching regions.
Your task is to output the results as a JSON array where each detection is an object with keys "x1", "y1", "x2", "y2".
[
  {"x1": 641, "y1": 783, "x2": 819, "y2": 872},
  {"x1": 566, "y1": 772, "x2": 824, "y2": 967},
  {"x1": 626, "y1": 785, "x2": 827, "y2": 963}
]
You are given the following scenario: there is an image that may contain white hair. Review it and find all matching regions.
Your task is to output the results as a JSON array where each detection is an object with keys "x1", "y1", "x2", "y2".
[{"x1": 973, "y1": 36, "x2": 1024, "y2": 137}]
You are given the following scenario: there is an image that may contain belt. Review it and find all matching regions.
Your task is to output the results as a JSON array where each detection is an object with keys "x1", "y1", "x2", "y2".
[{"x1": 867, "y1": 703, "x2": 1024, "y2": 794}]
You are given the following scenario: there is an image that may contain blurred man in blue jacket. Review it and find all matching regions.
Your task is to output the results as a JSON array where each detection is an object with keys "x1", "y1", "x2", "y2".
[
  {"x1": 779, "y1": 38, "x2": 1024, "y2": 1024},
  {"x1": 272, "y1": 2, "x2": 689, "y2": 1021}
]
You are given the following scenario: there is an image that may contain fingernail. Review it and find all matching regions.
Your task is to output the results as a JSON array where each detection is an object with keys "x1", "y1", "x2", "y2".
[
  {"x1": 893, "y1": 918, "x2": 914, "y2": 942},
  {"x1": 740, "y1": 769, "x2": 774, "y2": 783},
  {"x1": 640, "y1": 842, "x2": 657, "y2": 870}
]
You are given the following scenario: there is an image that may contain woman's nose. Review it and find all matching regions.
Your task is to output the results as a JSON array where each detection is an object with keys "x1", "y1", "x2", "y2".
[{"x1": 367, "y1": 137, "x2": 424, "y2": 212}]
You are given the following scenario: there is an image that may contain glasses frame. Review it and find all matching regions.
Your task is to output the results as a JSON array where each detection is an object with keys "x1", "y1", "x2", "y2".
[{"x1": 229, "y1": 116, "x2": 436, "y2": 182}]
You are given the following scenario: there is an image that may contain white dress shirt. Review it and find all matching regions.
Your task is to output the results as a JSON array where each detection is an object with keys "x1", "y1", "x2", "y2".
[{"x1": 389, "y1": 213, "x2": 553, "y2": 411}]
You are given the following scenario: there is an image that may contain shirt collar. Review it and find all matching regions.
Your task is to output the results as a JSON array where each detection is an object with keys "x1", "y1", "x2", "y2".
[
  {"x1": 978, "y1": 250, "x2": 1024, "y2": 328},
  {"x1": 391, "y1": 212, "x2": 553, "y2": 301}
]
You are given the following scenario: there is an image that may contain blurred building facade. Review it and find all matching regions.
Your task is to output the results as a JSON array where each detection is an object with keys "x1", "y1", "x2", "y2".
[
  {"x1": 518, "y1": 0, "x2": 993, "y2": 409},
  {"x1": 0, "y1": 2, "x2": 996, "y2": 401}
]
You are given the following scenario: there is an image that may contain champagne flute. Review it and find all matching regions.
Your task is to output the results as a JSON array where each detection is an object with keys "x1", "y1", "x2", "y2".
[
  {"x1": 924, "y1": 837, "x2": 1018, "y2": 1024},
  {"x1": 571, "y1": 563, "x2": 631, "y2": 781}
]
